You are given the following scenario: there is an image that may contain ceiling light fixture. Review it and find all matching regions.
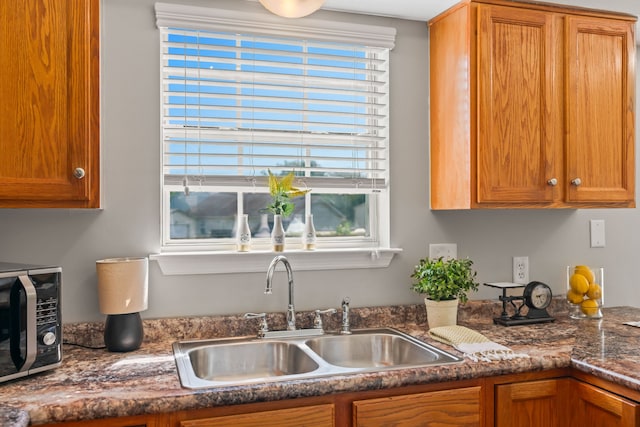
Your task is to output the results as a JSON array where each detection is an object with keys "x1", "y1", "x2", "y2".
[{"x1": 258, "y1": 0, "x2": 325, "y2": 18}]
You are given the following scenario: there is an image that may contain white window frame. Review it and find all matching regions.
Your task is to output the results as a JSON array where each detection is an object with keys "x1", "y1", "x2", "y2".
[{"x1": 150, "y1": 3, "x2": 401, "y2": 274}]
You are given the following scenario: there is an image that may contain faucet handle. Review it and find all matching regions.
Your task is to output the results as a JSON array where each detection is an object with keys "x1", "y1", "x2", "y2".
[
  {"x1": 243, "y1": 312, "x2": 269, "y2": 338},
  {"x1": 313, "y1": 308, "x2": 337, "y2": 329},
  {"x1": 340, "y1": 297, "x2": 352, "y2": 335}
]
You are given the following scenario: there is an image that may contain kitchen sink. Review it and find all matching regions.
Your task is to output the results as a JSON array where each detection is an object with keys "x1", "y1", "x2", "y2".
[
  {"x1": 188, "y1": 340, "x2": 319, "y2": 382},
  {"x1": 304, "y1": 332, "x2": 445, "y2": 368},
  {"x1": 173, "y1": 328, "x2": 462, "y2": 389}
]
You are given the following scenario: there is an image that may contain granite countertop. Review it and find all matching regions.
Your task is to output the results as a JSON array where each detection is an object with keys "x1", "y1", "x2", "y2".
[
  {"x1": 1, "y1": 301, "x2": 640, "y2": 425},
  {"x1": 0, "y1": 407, "x2": 29, "y2": 427}
]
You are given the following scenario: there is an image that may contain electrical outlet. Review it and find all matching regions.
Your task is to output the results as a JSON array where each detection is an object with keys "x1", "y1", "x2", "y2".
[
  {"x1": 513, "y1": 256, "x2": 529, "y2": 284},
  {"x1": 429, "y1": 243, "x2": 457, "y2": 260}
]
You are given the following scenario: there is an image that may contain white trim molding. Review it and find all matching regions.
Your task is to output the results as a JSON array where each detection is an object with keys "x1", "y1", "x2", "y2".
[
  {"x1": 154, "y1": 2, "x2": 396, "y2": 49},
  {"x1": 150, "y1": 248, "x2": 402, "y2": 275}
]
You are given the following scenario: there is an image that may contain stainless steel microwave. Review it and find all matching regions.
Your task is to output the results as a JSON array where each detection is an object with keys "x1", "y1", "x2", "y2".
[{"x1": 0, "y1": 263, "x2": 62, "y2": 383}]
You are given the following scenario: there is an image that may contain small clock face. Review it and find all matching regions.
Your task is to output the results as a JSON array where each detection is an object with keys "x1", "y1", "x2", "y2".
[{"x1": 524, "y1": 281, "x2": 552, "y2": 310}]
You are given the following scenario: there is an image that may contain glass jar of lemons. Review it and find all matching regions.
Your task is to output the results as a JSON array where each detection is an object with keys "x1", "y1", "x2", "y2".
[{"x1": 566, "y1": 266, "x2": 604, "y2": 319}]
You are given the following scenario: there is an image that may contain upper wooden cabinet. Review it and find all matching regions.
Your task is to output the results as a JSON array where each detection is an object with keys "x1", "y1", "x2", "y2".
[
  {"x1": 0, "y1": 0, "x2": 100, "y2": 208},
  {"x1": 429, "y1": 0, "x2": 636, "y2": 209},
  {"x1": 565, "y1": 16, "x2": 635, "y2": 205}
]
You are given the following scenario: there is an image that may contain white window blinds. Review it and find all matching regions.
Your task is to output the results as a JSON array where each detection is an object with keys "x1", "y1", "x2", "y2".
[{"x1": 156, "y1": 4, "x2": 395, "y2": 190}]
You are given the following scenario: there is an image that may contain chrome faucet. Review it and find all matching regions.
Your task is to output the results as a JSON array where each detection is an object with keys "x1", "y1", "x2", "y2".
[{"x1": 265, "y1": 255, "x2": 296, "y2": 331}]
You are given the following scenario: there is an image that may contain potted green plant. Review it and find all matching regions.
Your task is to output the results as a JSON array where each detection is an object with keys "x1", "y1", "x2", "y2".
[
  {"x1": 266, "y1": 170, "x2": 309, "y2": 251},
  {"x1": 411, "y1": 256, "x2": 479, "y2": 328}
]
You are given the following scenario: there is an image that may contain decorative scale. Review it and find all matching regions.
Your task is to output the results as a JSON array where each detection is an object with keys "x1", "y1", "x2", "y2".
[{"x1": 484, "y1": 282, "x2": 555, "y2": 326}]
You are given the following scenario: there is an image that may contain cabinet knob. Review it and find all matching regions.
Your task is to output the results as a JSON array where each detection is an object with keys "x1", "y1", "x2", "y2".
[
  {"x1": 571, "y1": 178, "x2": 582, "y2": 186},
  {"x1": 73, "y1": 168, "x2": 86, "y2": 179},
  {"x1": 547, "y1": 178, "x2": 558, "y2": 186}
]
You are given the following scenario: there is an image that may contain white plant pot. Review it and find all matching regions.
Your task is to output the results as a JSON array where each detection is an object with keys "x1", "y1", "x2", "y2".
[
  {"x1": 236, "y1": 214, "x2": 251, "y2": 252},
  {"x1": 302, "y1": 214, "x2": 316, "y2": 250},
  {"x1": 424, "y1": 298, "x2": 459, "y2": 329},
  {"x1": 271, "y1": 214, "x2": 285, "y2": 252}
]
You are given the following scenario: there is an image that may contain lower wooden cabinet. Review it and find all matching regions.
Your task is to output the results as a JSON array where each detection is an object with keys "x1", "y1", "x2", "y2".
[
  {"x1": 492, "y1": 375, "x2": 640, "y2": 427},
  {"x1": 39, "y1": 414, "x2": 160, "y2": 427},
  {"x1": 177, "y1": 404, "x2": 334, "y2": 427},
  {"x1": 35, "y1": 371, "x2": 640, "y2": 427},
  {"x1": 494, "y1": 378, "x2": 572, "y2": 427},
  {"x1": 571, "y1": 378, "x2": 640, "y2": 427},
  {"x1": 352, "y1": 386, "x2": 481, "y2": 426}
]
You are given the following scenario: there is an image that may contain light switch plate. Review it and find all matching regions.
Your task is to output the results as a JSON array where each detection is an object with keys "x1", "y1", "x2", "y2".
[
  {"x1": 429, "y1": 243, "x2": 457, "y2": 259},
  {"x1": 590, "y1": 219, "x2": 605, "y2": 248}
]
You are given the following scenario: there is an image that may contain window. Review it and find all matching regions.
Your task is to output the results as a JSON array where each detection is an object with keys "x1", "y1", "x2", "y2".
[{"x1": 155, "y1": 3, "x2": 396, "y2": 258}]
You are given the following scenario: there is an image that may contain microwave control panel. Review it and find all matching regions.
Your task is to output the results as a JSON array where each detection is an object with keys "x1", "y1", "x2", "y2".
[{"x1": 32, "y1": 271, "x2": 62, "y2": 369}]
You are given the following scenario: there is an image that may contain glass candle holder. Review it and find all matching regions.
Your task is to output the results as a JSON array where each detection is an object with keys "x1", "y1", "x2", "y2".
[{"x1": 566, "y1": 266, "x2": 604, "y2": 319}]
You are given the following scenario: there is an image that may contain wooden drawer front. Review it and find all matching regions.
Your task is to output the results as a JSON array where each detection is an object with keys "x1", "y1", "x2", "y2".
[
  {"x1": 352, "y1": 386, "x2": 481, "y2": 426},
  {"x1": 39, "y1": 413, "x2": 159, "y2": 427},
  {"x1": 179, "y1": 403, "x2": 334, "y2": 427}
]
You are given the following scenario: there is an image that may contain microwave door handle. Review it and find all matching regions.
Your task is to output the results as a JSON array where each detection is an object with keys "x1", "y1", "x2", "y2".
[{"x1": 17, "y1": 275, "x2": 37, "y2": 371}]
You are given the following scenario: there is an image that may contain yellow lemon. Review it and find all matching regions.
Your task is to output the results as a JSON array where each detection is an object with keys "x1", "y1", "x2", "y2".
[
  {"x1": 575, "y1": 266, "x2": 595, "y2": 284},
  {"x1": 567, "y1": 289, "x2": 584, "y2": 304},
  {"x1": 586, "y1": 283, "x2": 602, "y2": 300},
  {"x1": 581, "y1": 299, "x2": 599, "y2": 316},
  {"x1": 569, "y1": 273, "x2": 589, "y2": 295}
]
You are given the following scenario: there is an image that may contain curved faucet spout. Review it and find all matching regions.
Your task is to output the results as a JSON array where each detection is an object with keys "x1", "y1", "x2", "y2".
[{"x1": 266, "y1": 255, "x2": 296, "y2": 330}]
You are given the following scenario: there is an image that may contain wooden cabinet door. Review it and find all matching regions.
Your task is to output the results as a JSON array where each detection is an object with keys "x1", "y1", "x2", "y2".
[
  {"x1": 476, "y1": 5, "x2": 562, "y2": 205},
  {"x1": 178, "y1": 404, "x2": 334, "y2": 427},
  {"x1": 0, "y1": 0, "x2": 100, "y2": 208},
  {"x1": 430, "y1": 1, "x2": 636, "y2": 210},
  {"x1": 429, "y1": 2, "x2": 473, "y2": 210},
  {"x1": 495, "y1": 378, "x2": 571, "y2": 427},
  {"x1": 565, "y1": 16, "x2": 635, "y2": 206},
  {"x1": 352, "y1": 386, "x2": 481, "y2": 427},
  {"x1": 39, "y1": 414, "x2": 161, "y2": 427},
  {"x1": 571, "y1": 379, "x2": 640, "y2": 427}
]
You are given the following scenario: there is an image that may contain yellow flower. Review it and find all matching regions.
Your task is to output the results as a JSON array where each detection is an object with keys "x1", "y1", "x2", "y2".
[{"x1": 266, "y1": 170, "x2": 309, "y2": 217}]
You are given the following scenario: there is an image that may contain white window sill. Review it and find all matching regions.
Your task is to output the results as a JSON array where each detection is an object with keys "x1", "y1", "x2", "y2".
[{"x1": 149, "y1": 248, "x2": 402, "y2": 275}]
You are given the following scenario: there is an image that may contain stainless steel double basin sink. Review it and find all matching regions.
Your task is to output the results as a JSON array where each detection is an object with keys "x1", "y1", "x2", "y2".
[{"x1": 173, "y1": 328, "x2": 462, "y2": 389}]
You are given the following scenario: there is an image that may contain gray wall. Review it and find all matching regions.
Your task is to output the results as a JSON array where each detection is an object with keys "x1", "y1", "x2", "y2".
[{"x1": 0, "y1": 0, "x2": 638, "y2": 323}]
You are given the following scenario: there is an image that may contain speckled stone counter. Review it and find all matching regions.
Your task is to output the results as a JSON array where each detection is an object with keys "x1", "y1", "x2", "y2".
[
  {"x1": 1, "y1": 300, "x2": 640, "y2": 425},
  {"x1": 0, "y1": 407, "x2": 29, "y2": 427}
]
